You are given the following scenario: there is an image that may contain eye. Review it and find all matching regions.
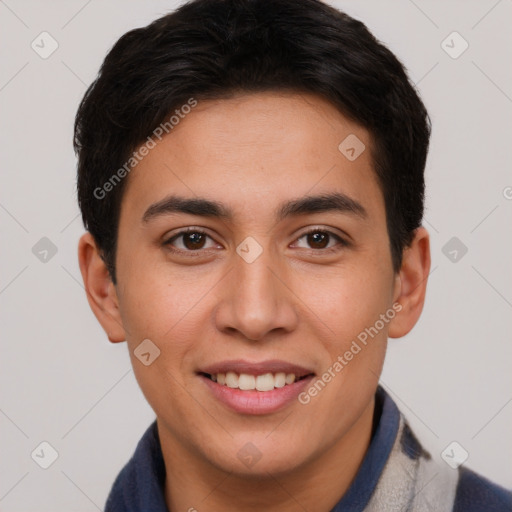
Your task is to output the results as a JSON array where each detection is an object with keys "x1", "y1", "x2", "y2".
[
  {"x1": 292, "y1": 228, "x2": 347, "y2": 251},
  {"x1": 163, "y1": 227, "x2": 347, "y2": 255},
  {"x1": 164, "y1": 228, "x2": 219, "y2": 252}
]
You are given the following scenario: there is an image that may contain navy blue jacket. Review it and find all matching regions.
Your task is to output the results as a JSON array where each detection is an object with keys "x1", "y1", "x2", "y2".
[{"x1": 105, "y1": 386, "x2": 512, "y2": 511}]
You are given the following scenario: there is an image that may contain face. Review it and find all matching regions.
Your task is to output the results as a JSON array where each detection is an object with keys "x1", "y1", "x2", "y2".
[{"x1": 86, "y1": 92, "x2": 415, "y2": 476}]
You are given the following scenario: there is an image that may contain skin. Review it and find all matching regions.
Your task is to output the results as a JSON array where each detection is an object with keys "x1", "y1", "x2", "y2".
[{"x1": 79, "y1": 92, "x2": 430, "y2": 511}]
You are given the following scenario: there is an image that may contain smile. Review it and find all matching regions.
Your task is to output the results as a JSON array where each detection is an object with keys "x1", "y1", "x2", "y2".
[
  {"x1": 198, "y1": 360, "x2": 315, "y2": 414},
  {"x1": 205, "y1": 371, "x2": 306, "y2": 391}
]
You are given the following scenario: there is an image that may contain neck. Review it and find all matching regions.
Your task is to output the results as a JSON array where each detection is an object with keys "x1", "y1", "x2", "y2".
[{"x1": 159, "y1": 396, "x2": 376, "y2": 512}]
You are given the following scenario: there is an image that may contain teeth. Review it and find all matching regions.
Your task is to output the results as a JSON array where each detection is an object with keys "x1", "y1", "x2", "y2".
[
  {"x1": 225, "y1": 371, "x2": 238, "y2": 388},
  {"x1": 274, "y1": 372, "x2": 286, "y2": 388},
  {"x1": 209, "y1": 371, "x2": 303, "y2": 391},
  {"x1": 256, "y1": 373, "x2": 274, "y2": 391},
  {"x1": 238, "y1": 374, "x2": 255, "y2": 390}
]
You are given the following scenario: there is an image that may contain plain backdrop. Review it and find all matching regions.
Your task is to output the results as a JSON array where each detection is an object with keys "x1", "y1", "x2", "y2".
[{"x1": 1, "y1": 0, "x2": 511, "y2": 510}]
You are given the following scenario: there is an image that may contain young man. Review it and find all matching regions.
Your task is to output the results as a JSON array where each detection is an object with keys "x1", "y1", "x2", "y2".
[{"x1": 75, "y1": 0, "x2": 511, "y2": 510}]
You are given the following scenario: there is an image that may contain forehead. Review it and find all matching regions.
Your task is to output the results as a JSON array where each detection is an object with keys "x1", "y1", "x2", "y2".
[{"x1": 121, "y1": 92, "x2": 384, "y2": 224}]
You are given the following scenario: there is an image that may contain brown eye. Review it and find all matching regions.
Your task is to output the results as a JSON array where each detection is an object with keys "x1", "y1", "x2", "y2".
[
  {"x1": 293, "y1": 229, "x2": 347, "y2": 252},
  {"x1": 164, "y1": 229, "x2": 218, "y2": 252},
  {"x1": 306, "y1": 232, "x2": 329, "y2": 249},
  {"x1": 182, "y1": 232, "x2": 206, "y2": 250}
]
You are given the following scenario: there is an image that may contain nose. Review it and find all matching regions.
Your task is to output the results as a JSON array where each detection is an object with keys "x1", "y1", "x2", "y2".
[{"x1": 213, "y1": 244, "x2": 299, "y2": 342}]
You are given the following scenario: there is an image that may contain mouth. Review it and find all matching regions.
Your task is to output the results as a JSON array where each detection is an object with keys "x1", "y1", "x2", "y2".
[
  {"x1": 199, "y1": 371, "x2": 312, "y2": 391},
  {"x1": 197, "y1": 360, "x2": 315, "y2": 414}
]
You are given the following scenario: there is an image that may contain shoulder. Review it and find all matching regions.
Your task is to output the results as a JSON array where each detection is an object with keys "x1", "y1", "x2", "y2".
[
  {"x1": 104, "y1": 421, "x2": 168, "y2": 512},
  {"x1": 453, "y1": 466, "x2": 512, "y2": 512}
]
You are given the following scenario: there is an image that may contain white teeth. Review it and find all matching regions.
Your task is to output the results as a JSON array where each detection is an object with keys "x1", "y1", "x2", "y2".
[
  {"x1": 256, "y1": 373, "x2": 274, "y2": 391},
  {"x1": 238, "y1": 374, "x2": 256, "y2": 390},
  {"x1": 225, "y1": 371, "x2": 238, "y2": 388},
  {"x1": 274, "y1": 372, "x2": 286, "y2": 388},
  {"x1": 210, "y1": 371, "x2": 303, "y2": 391}
]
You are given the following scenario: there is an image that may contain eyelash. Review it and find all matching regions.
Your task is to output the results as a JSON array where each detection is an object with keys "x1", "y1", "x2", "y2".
[
  {"x1": 294, "y1": 227, "x2": 348, "y2": 253},
  {"x1": 163, "y1": 227, "x2": 348, "y2": 255}
]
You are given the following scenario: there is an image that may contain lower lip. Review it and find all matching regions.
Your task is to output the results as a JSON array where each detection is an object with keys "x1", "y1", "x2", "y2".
[{"x1": 200, "y1": 374, "x2": 315, "y2": 415}]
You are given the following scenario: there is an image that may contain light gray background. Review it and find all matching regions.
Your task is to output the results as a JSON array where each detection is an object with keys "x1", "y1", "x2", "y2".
[{"x1": 1, "y1": 0, "x2": 511, "y2": 510}]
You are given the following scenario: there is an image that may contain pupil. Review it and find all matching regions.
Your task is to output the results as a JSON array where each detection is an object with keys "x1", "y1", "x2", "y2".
[
  {"x1": 185, "y1": 232, "x2": 205, "y2": 250},
  {"x1": 308, "y1": 232, "x2": 328, "y2": 249}
]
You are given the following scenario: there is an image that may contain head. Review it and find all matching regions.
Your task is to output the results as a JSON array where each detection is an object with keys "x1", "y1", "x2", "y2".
[{"x1": 76, "y1": 0, "x2": 431, "y2": 478}]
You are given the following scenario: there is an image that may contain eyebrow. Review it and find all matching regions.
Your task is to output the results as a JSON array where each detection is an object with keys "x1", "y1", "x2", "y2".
[{"x1": 142, "y1": 192, "x2": 367, "y2": 223}]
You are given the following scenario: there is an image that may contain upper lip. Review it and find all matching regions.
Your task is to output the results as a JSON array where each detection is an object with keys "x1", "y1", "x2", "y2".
[{"x1": 199, "y1": 359, "x2": 315, "y2": 378}]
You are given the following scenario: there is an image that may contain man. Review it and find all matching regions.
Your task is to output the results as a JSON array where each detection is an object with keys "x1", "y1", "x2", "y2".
[{"x1": 75, "y1": 0, "x2": 512, "y2": 510}]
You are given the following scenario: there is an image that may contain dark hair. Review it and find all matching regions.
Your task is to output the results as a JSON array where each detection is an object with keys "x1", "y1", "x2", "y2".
[{"x1": 74, "y1": 0, "x2": 431, "y2": 282}]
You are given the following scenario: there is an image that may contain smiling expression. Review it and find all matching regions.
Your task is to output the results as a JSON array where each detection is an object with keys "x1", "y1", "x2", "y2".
[{"x1": 88, "y1": 91, "x2": 408, "y2": 476}]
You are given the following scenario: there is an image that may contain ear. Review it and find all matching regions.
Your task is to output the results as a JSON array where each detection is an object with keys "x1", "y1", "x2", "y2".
[
  {"x1": 388, "y1": 227, "x2": 431, "y2": 338},
  {"x1": 78, "y1": 232, "x2": 126, "y2": 343}
]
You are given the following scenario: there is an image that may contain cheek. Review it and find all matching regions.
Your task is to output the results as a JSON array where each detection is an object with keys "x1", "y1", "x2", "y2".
[
  {"x1": 301, "y1": 267, "x2": 393, "y2": 349},
  {"x1": 118, "y1": 276, "x2": 207, "y2": 416},
  {"x1": 117, "y1": 263, "x2": 221, "y2": 381},
  {"x1": 117, "y1": 259, "x2": 205, "y2": 339}
]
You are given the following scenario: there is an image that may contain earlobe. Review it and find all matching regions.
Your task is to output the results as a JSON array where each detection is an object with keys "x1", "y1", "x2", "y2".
[
  {"x1": 388, "y1": 227, "x2": 431, "y2": 339},
  {"x1": 78, "y1": 232, "x2": 126, "y2": 343}
]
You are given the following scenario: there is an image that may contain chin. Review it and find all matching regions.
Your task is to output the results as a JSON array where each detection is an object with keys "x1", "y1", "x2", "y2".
[{"x1": 203, "y1": 433, "x2": 315, "y2": 477}]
